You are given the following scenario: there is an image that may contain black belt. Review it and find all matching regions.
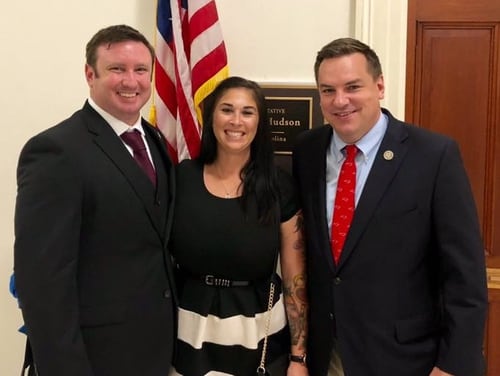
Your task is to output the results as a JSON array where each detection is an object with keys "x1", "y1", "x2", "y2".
[
  {"x1": 179, "y1": 269, "x2": 264, "y2": 287},
  {"x1": 203, "y1": 274, "x2": 250, "y2": 287}
]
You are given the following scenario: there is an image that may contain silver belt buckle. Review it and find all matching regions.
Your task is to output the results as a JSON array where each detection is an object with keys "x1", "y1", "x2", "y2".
[{"x1": 205, "y1": 275, "x2": 215, "y2": 286}]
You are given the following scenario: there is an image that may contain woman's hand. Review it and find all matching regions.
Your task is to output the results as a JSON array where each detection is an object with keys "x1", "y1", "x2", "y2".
[{"x1": 287, "y1": 361, "x2": 309, "y2": 376}]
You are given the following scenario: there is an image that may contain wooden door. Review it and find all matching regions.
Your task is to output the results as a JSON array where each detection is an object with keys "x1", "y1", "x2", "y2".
[{"x1": 406, "y1": 1, "x2": 500, "y2": 374}]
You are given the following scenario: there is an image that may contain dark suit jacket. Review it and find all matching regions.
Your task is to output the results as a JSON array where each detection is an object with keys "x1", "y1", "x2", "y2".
[
  {"x1": 292, "y1": 109, "x2": 487, "y2": 376},
  {"x1": 14, "y1": 101, "x2": 177, "y2": 376}
]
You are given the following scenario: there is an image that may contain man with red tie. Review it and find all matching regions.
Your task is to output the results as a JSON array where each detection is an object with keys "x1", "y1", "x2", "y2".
[{"x1": 293, "y1": 38, "x2": 487, "y2": 376}]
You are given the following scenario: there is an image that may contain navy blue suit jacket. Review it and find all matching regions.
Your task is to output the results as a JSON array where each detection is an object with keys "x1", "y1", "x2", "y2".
[{"x1": 293, "y1": 109, "x2": 487, "y2": 376}]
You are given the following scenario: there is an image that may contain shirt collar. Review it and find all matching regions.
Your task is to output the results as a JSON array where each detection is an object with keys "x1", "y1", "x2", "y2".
[
  {"x1": 88, "y1": 98, "x2": 144, "y2": 137},
  {"x1": 330, "y1": 111, "x2": 388, "y2": 163}
]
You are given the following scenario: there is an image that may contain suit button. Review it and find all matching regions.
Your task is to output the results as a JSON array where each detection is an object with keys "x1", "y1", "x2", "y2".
[
  {"x1": 163, "y1": 289, "x2": 171, "y2": 298},
  {"x1": 155, "y1": 199, "x2": 161, "y2": 206},
  {"x1": 334, "y1": 277, "x2": 342, "y2": 285},
  {"x1": 329, "y1": 313, "x2": 334, "y2": 320}
]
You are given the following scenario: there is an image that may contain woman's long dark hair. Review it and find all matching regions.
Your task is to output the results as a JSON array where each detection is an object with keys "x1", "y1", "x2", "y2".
[{"x1": 199, "y1": 76, "x2": 279, "y2": 225}]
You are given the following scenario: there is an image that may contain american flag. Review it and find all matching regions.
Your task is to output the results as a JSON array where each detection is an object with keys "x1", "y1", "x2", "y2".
[{"x1": 151, "y1": 0, "x2": 229, "y2": 163}]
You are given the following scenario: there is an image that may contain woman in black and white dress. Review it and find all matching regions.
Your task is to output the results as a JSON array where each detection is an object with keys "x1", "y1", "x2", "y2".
[{"x1": 169, "y1": 76, "x2": 309, "y2": 376}]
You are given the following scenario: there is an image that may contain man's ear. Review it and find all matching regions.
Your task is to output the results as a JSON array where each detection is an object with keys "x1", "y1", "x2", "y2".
[
  {"x1": 377, "y1": 74, "x2": 385, "y2": 100},
  {"x1": 85, "y1": 64, "x2": 95, "y2": 86}
]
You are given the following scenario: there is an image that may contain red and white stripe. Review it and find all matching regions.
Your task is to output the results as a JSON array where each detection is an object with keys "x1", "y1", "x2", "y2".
[{"x1": 153, "y1": 0, "x2": 229, "y2": 163}]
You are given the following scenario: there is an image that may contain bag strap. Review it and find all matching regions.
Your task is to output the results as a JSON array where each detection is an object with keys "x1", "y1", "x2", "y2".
[
  {"x1": 256, "y1": 195, "x2": 283, "y2": 375},
  {"x1": 256, "y1": 277, "x2": 276, "y2": 375},
  {"x1": 257, "y1": 202, "x2": 281, "y2": 375}
]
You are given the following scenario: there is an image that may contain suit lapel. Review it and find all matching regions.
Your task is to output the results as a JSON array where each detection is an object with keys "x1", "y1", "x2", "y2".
[
  {"x1": 143, "y1": 122, "x2": 175, "y2": 242},
  {"x1": 143, "y1": 122, "x2": 178, "y2": 304},
  {"x1": 337, "y1": 111, "x2": 409, "y2": 268},
  {"x1": 304, "y1": 126, "x2": 337, "y2": 271},
  {"x1": 82, "y1": 102, "x2": 162, "y2": 236}
]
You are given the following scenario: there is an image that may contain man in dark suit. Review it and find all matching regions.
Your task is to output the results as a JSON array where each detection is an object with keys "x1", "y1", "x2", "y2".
[
  {"x1": 293, "y1": 38, "x2": 487, "y2": 376},
  {"x1": 14, "y1": 25, "x2": 176, "y2": 376}
]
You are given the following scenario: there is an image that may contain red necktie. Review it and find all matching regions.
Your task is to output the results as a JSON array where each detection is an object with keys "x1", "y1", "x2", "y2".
[
  {"x1": 331, "y1": 144, "x2": 358, "y2": 264},
  {"x1": 121, "y1": 129, "x2": 157, "y2": 187}
]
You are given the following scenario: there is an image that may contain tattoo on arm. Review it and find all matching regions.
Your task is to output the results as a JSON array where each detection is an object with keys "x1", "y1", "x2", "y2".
[
  {"x1": 284, "y1": 274, "x2": 308, "y2": 348},
  {"x1": 293, "y1": 211, "x2": 305, "y2": 254}
]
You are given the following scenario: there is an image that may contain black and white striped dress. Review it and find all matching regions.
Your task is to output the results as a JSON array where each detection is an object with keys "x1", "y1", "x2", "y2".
[{"x1": 169, "y1": 159, "x2": 298, "y2": 376}]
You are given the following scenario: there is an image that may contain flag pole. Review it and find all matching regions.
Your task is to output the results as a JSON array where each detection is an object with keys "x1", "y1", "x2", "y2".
[{"x1": 148, "y1": 0, "x2": 159, "y2": 125}]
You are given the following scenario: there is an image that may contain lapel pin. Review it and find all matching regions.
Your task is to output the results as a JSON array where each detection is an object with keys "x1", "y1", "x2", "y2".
[{"x1": 383, "y1": 150, "x2": 394, "y2": 161}]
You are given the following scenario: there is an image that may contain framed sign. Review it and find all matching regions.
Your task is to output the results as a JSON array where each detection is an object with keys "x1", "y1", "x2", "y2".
[{"x1": 261, "y1": 84, "x2": 324, "y2": 155}]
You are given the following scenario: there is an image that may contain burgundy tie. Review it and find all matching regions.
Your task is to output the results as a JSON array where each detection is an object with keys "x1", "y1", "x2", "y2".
[
  {"x1": 120, "y1": 129, "x2": 157, "y2": 187},
  {"x1": 331, "y1": 144, "x2": 358, "y2": 264}
]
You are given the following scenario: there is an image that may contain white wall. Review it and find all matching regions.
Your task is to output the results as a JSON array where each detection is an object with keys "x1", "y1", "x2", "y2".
[
  {"x1": 0, "y1": 1, "x2": 405, "y2": 374},
  {"x1": 217, "y1": 0, "x2": 353, "y2": 82}
]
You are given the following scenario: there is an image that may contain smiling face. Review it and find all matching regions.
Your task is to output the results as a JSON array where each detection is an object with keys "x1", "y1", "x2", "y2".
[
  {"x1": 212, "y1": 87, "x2": 259, "y2": 158},
  {"x1": 85, "y1": 40, "x2": 152, "y2": 125},
  {"x1": 317, "y1": 52, "x2": 384, "y2": 143}
]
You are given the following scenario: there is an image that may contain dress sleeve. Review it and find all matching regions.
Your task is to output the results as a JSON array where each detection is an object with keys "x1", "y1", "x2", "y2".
[{"x1": 277, "y1": 167, "x2": 299, "y2": 222}]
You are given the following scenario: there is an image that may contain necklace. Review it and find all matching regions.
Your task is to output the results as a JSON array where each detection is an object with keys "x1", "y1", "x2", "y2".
[
  {"x1": 214, "y1": 164, "x2": 240, "y2": 199},
  {"x1": 220, "y1": 180, "x2": 233, "y2": 199}
]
